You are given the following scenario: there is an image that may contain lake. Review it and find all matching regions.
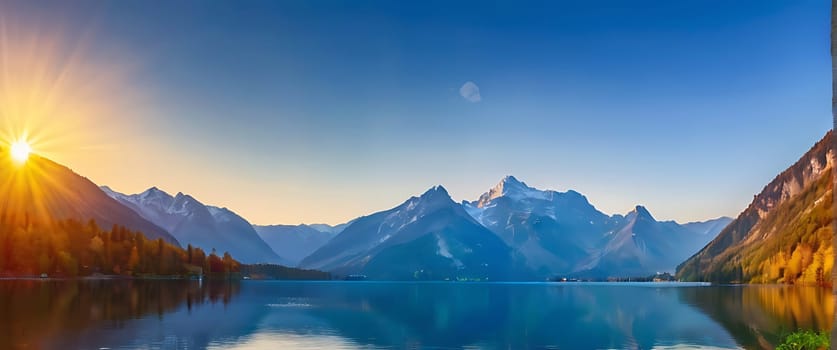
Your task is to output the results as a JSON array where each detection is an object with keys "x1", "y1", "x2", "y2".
[{"x1": 0, "y1": 280, "x2": 831, "y2": 349}]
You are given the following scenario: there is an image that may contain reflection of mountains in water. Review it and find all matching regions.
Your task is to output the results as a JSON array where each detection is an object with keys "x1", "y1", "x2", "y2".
[
  {"x1": 678, "y1": 285, "x2": 833, "y2": 349},
  {"x1": 249, "y1": 283, "x2": 833, "y2": 349},
  {"x1": 0, "y1": 280, "x2": 242, "y2": 349},
  {"x1": 3, "y1": 281, "x2": 832, "y2": 349},
  {"x1": 289, "y1": 283, "x2": 739, "y2": 349}
]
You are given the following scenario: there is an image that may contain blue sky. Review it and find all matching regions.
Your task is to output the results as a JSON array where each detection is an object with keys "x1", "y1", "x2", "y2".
[{"x1": 3, "y1": 0, "x2": 832, "y2": 225}]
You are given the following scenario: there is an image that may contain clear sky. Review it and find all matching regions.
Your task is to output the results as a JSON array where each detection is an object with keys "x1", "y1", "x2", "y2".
[{"x1": 0, "y1": 0, "x2": 831, "y2": 225}]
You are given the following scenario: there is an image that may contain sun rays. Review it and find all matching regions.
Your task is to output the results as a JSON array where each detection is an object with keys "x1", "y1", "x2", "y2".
[
  {"x1": 0, "y1": 14, "x2": 144, "y2": 168},
  {"x1": 0, "y1": 14, "x2": 146, "y2": 226}
]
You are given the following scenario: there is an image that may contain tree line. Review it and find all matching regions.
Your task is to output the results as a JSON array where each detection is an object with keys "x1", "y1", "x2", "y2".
[{"x1": 0, "y1": 216, "x2": 239, "y2": 277}]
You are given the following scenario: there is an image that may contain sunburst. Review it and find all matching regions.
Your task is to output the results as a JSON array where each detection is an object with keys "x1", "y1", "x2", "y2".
[
  {"x1": 0, "y1": 14, "x2": 144, "y2": 168},
  {"x1": 0, "y1": 13, "x2": 144, "y2": 225}
]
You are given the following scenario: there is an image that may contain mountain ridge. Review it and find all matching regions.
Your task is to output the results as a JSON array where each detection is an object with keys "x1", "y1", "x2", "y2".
[
  {"x1": 103, "y1": 186, "x2": 285, "y2": 264},
  {"x1": 300, "y1": 185, "x2": 527, "y2": 280},
  {"x1": 464, "y1": 176, "x2": 728, "y2": 278}
]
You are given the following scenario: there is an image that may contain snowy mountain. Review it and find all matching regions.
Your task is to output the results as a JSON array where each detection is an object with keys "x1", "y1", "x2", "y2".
[
  {"x1": 299, "y1": 186, "x2": 528, "y2": 280},
  {"x1": 464, "y1": 176, "x2": 729, "y2": 278},
  {"x1": 253, "y1": 224, "x2": 340, "y2": 266},
  {"x1": 102, "y1": 187, "x2": 285, "y2": 264},
  {"x1": 463, "y1": 176, "x2": 620, "y2": 276}
]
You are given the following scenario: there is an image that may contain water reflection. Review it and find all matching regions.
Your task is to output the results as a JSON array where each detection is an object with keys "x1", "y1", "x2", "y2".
[
  {"x1": 679, "y1": 285, "x2": 833, "y2": 349},
  {"x1": 267, "y1": 282, "x2": 739, "y2": 349},
  {"x1": 0, "y1": 279, "x2": 240, "y2": 349},
  {"x1": 0, "y1": 281, "x2": 831, "y2": 349}
]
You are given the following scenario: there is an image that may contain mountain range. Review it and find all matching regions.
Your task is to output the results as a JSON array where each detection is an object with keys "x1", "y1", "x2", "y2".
[
  {"x1": 300, "y1": 186, "x2": 529, "y2": 280},
  {"x1": 298, "y1": 177, "x2": 730, "y2": 279},
  {"x1": 98, "y1": 174, "x2": 731, "y2": 279},
  {"x1": 0, "y1": 145, "x2": 743, "y2": 280},
  {"x1": 461, "y1": 176, "x2": 728, "y2": 278},
  {"x1": 102, "y1": 187, "x2": 285, "y2": 264}
]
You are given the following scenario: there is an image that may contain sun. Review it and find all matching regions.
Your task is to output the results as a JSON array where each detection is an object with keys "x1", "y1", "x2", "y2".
[{"x1": 10, "y1": 140, "x2": 31, "y2": 163}]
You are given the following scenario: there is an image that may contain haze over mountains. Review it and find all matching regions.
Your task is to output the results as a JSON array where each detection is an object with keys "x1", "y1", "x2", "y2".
[
  {"x1": 254, "y1": 224, "x2": 344, "y2": 266},
  {"x1": 298, "y1": 177, "x2": 729, "y2": 279},
  {"x1": 461, "y1": 176, "x2": 726, "y2": 278},
  {"x1": 682, "y1": 217, "x2": 734, "y2": 237},
  {"x1": 3, "y1": 146, "x2": 740, "y2": 280}
]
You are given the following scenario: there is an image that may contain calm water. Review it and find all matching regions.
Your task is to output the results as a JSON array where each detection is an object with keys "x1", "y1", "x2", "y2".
[{"x1": 0, "y1": 280, "x2": 831, "y2": 349}]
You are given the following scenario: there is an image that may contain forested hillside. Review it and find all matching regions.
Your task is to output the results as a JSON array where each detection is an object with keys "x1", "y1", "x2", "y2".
[
  {"x1": 0, "y1": 217, "x2": 239, "y2": 277},
  {"x1": 677, "y1": 131, "x2": 833, "y2": 285}
]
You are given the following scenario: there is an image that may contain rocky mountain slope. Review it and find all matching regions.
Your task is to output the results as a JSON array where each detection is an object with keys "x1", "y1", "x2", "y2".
[{"x1": 677, "y1": 131, "x2": 833, "y2": 284}]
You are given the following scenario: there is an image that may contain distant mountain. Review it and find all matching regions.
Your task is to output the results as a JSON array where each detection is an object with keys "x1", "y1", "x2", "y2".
[
  {"x1": 682, "y1": 217, "x2": 733, "y2": 236},
  {"x1": 299, "y1": 186, "x2": 528, "y2": 280},
  {"x1": 102, "y1": 187, "x2": 285, "y2": 264},
  {"x1": 576, "y1": 206, "x2": 719, "y2": 278},
  {"x1": 254, "y1": 224, "x2": 338, "y2": 266},
  {"x1": 464, "y1": 176, "x2": 727, "y2": 278},
  {"x1": 306, "y1": 223, "x2": 351, "y2": 235},
  {"x1": 0, "y1": 151, "x2": 177, "y2": 244},
  {"x1": 677, "y1": 131, "x2": 833, "y2": 284}
]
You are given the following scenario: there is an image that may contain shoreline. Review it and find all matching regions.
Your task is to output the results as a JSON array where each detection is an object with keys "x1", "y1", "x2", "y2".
[{"x1": 0, "y1": 277, "x2": 829, "y2": 288}]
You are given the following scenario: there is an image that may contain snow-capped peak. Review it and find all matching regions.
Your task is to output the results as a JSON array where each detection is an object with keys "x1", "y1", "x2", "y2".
[
  {"x1": 141, "y1": 186, "x2": 167, "y2": 196},
  {"x1": 367, "y1": 185, "x2": 461, "y2": 244},
  {"x1": 626, "y1": 205, "x2": 655, "y2": 222},
  {"x1": 422, "y1": 184, "x2": 450, "y2": 198},
  {"x1": 493, "y1": 175, "x2": 529, "y2": 194},
  {"x1": 397, "y1": 185, "x2": 456, "y2": 212},
  {"x1": 103, "y1": 186, "x2": 284, "y2": 264},
  {"x1": 474, "y1": 175, "x2": 550, "y2": 207},
  {"x1": 135, "y1": 186, "x2": 174, "y2": 204},
  {"x1": 501, "y1": 175, "x2": 523, "y2": 185}
]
